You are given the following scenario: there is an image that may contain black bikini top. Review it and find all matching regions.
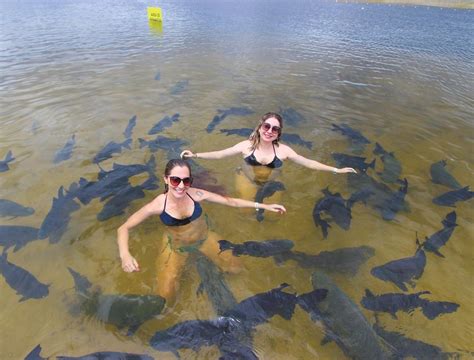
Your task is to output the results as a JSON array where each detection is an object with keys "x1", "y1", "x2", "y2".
[
  {"x1": 244, "y1": 143, "x2": 283, "y2": 169},
  {"x1": 159, "y1": 193, "x2": 202, "y2": 226}
]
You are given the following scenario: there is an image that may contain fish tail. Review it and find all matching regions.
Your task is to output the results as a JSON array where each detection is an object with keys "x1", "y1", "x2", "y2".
[
  {"x1": 422, "y1": 300, "x2": 459, "y2": 320},
  {"x1": 4, "y1": 150, "x2": 14, "y2": 163},
  {"x1": 373, "y1": 142, "x2": 385, "y2": 155}
]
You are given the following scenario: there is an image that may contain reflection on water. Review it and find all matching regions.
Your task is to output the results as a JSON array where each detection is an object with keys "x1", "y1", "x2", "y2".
[{"x1": 0, "y1": 0, "x2": 473, "y2": 358}]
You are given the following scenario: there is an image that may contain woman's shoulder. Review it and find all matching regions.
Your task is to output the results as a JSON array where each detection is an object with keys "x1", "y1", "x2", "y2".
[
  {"x1": 147, "y1": 193, "x2": 166, "y2": 211},
  {"x1": 235, "y1": 139, "x2": 251, "y2": 150},
  {"x1": 187, "y1": 187, "x2": 208, "y2": 202}
]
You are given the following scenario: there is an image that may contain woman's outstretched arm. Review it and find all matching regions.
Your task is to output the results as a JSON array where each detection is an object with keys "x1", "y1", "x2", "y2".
[{"x1": 180, "y1": 141, "x2": 248, "y2": 160}]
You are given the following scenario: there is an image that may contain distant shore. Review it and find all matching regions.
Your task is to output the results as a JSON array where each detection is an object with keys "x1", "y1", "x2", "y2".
[{"x1": 338, "y1": 0, "x2": 474, "y2": 9}]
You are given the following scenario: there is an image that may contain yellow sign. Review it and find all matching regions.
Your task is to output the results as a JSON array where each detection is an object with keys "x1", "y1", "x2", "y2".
[{"x1": 147, "y1": 7, "x2": 162, "y2": 22}]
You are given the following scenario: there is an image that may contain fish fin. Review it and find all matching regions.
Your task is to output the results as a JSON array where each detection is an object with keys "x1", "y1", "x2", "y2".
[
  {"x1": 5, "y1": 150, "x2": 14, "y2": 162},
  {"x1": 126, "y1": 323, "x2": 141, "y2": 336},
  {"x1": 321, "y1": 333, "x2": 336, "y2": 345},
  {"x1": 138, "y1": 138, "x2": 146, "y2": 148},
  {"x1": 432, "y1": 249, "x2": 445, "y2": 258},
  {"x1": 365, "y1": 289, "x2": 375, "y2": 298},
  {"x1": 123, "y1": 138, "x2": 132, "y2": 149},
  {"x1": 196, "y1": 282, "x2": 204, "y2": 296},
  {"x1": 19, "y1": 296, "x2": 28, "y2": 302},
  {"x1": 442, "y1": 211, "x2": 457, "y2": 227},
  {"x1": 373, "y1": 142, "x2": 385, "y2": 155},
  {"x1": 390, "y1": 312, "x2": 398, "y2": 320},
  {"x1": 368, "y1": 158, "x2": 376, "y2": 169}
]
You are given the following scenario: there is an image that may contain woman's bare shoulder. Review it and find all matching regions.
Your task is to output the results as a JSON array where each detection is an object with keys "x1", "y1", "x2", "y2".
[{"x1": 187, "y1": 187, "x2": 209, "y2": 202}]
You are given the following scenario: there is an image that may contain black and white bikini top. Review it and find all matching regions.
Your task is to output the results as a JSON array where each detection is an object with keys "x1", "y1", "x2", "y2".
[
  {"x1": 244, "y1": 143, "x2": 283, "y2": 169},
  {"x1": 159, "y1": 193, "x2": 202, "y2": 226}
]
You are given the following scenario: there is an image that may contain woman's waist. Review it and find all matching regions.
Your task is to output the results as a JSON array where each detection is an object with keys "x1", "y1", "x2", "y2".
[{"x1": 240, "y1": 163, "x2": 280, "y2": 184}]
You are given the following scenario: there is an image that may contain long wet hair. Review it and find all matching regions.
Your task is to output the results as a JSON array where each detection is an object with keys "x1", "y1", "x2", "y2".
[
  {"x1": 163, "y1": 159, "x2": 192, "y2": 193},
  {"x1": 249, "y1": 112, "x2": 283, "y2": 151}
]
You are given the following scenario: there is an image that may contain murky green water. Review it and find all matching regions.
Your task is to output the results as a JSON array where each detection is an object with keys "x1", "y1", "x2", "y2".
[{"x1": 0, "y1": 0, "x2": 473, "y2": 358}]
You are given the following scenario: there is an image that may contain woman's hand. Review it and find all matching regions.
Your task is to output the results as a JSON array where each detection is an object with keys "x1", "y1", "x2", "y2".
[
  {"x1": 263, "y1": 204, "x2": 287, "y2": 214},
  {"x1": 121, "y1": 253, "x2": 140, "y2": 272},
  {"x1": 180, "y1": 150, "x2": 195, "y2": 159},
  {"x1": 335, "y1": 167, "x2": 357, "y2": 174}
]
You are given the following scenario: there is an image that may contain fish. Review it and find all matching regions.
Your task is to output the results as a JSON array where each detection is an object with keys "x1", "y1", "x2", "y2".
[
  {"x1": 220, "y1": 128, "x2": 313, "y2": 149},
  {"x1": 25, "y1": 344, "x2": 154, "y2": 360},
  {"x1": 373, "y1": 323, "x2": 460, "y2": 360},
  {"x1": 154, "y1": 71, "x2": 161, "y2": 80},
  {"x1": 422, "y1": 211, "x2": 457, "y2": 257},
  {"x1": 0, "y1": 199, "x2": 34, "y2": 218},
  {"x1": 361, "y1": 289, "x2": 459, "y2": 320},
  {"x1": 433, "y1": 186, "x2": 474, "y2": 207},
  {"x1": 150, "y1": 284, "x2": 297, "y2": 358},
  {"x1": 218, "y1": 239, "x2": 294, "y2": 258},
  {"x1": 373, "y1": 143, "x2": 402, "y2": 183},
  {"x1": 67, "y1": 267, "x2": 166, "y2": 335},
  {"x1": 0, "y1": 252, "x2": 49, "y2": 302},
  {"x1": 38, "y1": 186, "x2": 81, "y2": 244},
  {"x1": 297, "y1": 271, "x2": 392, "y2": 360},
  {"x1": 273, "y1": 246, "x2": 375, "y2": 276},
  {"x1": 255, "y1": 181, "x2": 286, "y2": 221},
  {"x1": 138, "y1": 135, "x2": 188, "y2": 154},
  {"x1": 348, "y1": 172, "x2": 409, "y2": 221},
  {"x1": 148, "y1": 113, "x2": 180, "y2": 135},
  {"x1": 371, "y1": 241, "x2": 426, "y2": 292},
  {"x1": 332, "y1": 153, "x2": 376, "y2": 173},
  {"x1": 170, "y1": 79, "x2": 189, "y2": 95},
  {"x1": 0, "y1": 225, "x2": 39, "y2": 252},
  {"x1": 206, "y1": 107, "x2": 254, "y2": 133},
  {"x1": 123, "y1": 115, "x2": 137, "y2": 139},
  {"x1": 93, "y1": 138, "x2": 132, "y2": 164},
  {"x1": 279, "y1": 107, "x2": 306, "y2": 127},
  {"x1": 195, "y1": 253, "x2": 238, "y2": 316},
  {"x1": 96, "y1": 185, "x2": 146, "y2": 221},
  {"x1": 430, "y1": 160, "x2": 462, "y2": 189},
  {"x1": 0, "y1": 150, "x2": 15, "y2": 172},
  {"x1": 312, "y1": 188, "x2": 372, "y2": 238},
  {"x1": 331, "y1": 123, "x2": 371, "y2": 153},
  {"x1": 53, "y1": 134, "x2": 76, "y2": 164},
  {"x1": 75, "y1": 156, "x2": 156, "y2": 205}
]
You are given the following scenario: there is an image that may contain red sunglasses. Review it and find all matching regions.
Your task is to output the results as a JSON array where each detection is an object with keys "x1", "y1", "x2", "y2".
[
  {"x1": 261, "y1": 122, "x2": 281, "y2": 135},
  {"x1": 168, "y1": 176, "x2": 193, "y2": 187}
]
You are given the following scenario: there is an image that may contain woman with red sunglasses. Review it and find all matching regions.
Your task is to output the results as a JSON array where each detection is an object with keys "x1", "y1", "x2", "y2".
[
  {"x1": 180, "y1": 112, "x2": 356, "y2": 201},
  {"x1": 117, "y1": 159, "x2": 286, "y2": 303}
]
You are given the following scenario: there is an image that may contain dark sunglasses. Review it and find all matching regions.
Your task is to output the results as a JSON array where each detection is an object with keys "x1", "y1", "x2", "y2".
[
  {"x1": 261, "y1": 122, "x2": 281, "y2": 135},
  {"x1": 168, "y1": 176, "x2": 193, "y2": 187}
]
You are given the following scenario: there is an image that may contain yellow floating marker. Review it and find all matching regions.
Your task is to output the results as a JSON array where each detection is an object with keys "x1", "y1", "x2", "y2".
[{"x1": 147, "y1": 7, "x2": 162, "y2": 22}]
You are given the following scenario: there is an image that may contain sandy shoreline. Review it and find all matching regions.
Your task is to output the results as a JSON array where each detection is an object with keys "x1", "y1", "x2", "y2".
[{"x1": 337, "y1": 0, "x2": 474, "y2": 9}]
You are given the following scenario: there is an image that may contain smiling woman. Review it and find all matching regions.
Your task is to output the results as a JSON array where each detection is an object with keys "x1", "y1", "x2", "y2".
[{"x1": 116, "y1": 159, "x2": 286, "y2": 303}]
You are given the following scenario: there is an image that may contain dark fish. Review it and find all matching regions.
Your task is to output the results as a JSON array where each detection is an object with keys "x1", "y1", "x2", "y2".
[
  {"x1": 154, "y1": 71, "x2": 161, "y2": 80},
  {"x1": 0, "y1": 199, "x2": 34, "y2": 218},
  {"x1": 170, "y1": 79, "x2": 189, "y2": 95},
  {"x1": 218, "y1": 239, "x2": 294, "y2": 258},
  {"x1": 348, "y1": 172, "x2": 409, "y2": 221},
  {"x1": 148, "y1": 113, "x2": 180, "y2": 135},
  {"x1": 150, "y1": 284, "x2": 297, "y2": 358},
  {"x1": 312, "y1": 188, "x2": 372, "y2": 238},
  {"x1": 39, "y1": 186, "x2": 81, "y2": 244},
  {"x1": 331, "y1": 123, "x2": 370, "y2": 153},
  {"x1": 371, "y1": 242, "x2": 426, "y2": 292},
  {"x1": 26, "y1": 344, "x2": 154, "y2": 360},
  {"x1": 332, "y1": 153, "x2": 376, "y2": 173},
  {"x1": 93, "y1": 138, "x2": 132, "y2": 164},
  {"x1": 373, "y1": 143, "x2": 402, "y2": 183},
  {"x1": 0, "y1": 252, "x2": 49, "y2": 302},
  {"x1": 220, "y1": 128, "x2": 313, "y2": 149},
  {"x1": 0, "y1": 225, "x2": 39, "y2": 252},
  {"x1": 195, "y1": 253, "x2": 238, "y2": 316},
  {"x1": 433, "y1": 186, "x2": 474, "y2": 207},
  {"x1": 255, "y1": 181, "x2": 285, "y2": 222},
  {"x1": 273, "y1": 246, "x2": 375, "y2": 276},
  {"x1": 362, "y1": 289, "x2": 459, "y2": 320},
  {"x1": 206, "y1": 115, "x2": 224, "y2": 133},
  {"x1": 0, "y1": 150, "x2": 15, "y2": 172},
  {"x1": 430, "y1": 160, "x2": 462, "y2": 189},
  {"x1": 298, "y1": 271, "x2": 392, "y2": 360},
  {"x1": 373, "y1": 323, "x2": 459, "y2": 360},
  {"x1": 138, "y1": 135, "x2": 188, "y2": 154},
  {"x1": 75, "y1": 156, "x2": 156, "y2": 205},
  {"x1": 422, "y1": 211, "x2": 457, "y2": 257},
  {"x1": 97, "y1": 185, "x2": 146, "y2": 221},
  {"x1": 279, "y1": 107, "x2": 306, "y2": 127},
  {"x1": 123, "y1": 115, "x2": 137, "y2": 139},
  {"x1": 53, "y1": 134, "x2": 76, "y2": 164},
  {"x1": 68, "y1": 268, "x2": 165, "y2": 335},
  {"x1": 207, "y1": 107, "x2": 254, "y2": 133}
]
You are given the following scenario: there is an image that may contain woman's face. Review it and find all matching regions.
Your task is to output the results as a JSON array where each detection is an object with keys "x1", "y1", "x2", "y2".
[
  {"x1": 164, "y1": 165, "x2": 192, "y2": 199},
  {"x1": 258, "y1": 117, "x2": 281, "y2": 143}
]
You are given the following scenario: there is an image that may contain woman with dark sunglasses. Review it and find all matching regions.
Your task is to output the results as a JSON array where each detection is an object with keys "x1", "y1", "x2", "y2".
[
  {"x1": 180, "y1": 112, "x2": 356, "y2": 201},
  {"x1": 117, "y1": 159, "x2": 286, "y2": 303}
]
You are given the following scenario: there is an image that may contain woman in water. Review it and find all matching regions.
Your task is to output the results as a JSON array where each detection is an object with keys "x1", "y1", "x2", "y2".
[
  {"x1": 180, "y1": 112, "x2": 357, "y2": 200},
  {"x1": 117, "y1": 159, "x2": 286, "y2": 302}
]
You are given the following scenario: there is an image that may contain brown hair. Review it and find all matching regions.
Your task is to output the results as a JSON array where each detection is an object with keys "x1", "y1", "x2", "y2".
[
  {"x1": 163, "y1": 159, "x2": 192, "y2": 193},
  {"x1": 249, "y1": 112, "x2": 283, "y2": 151}
]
